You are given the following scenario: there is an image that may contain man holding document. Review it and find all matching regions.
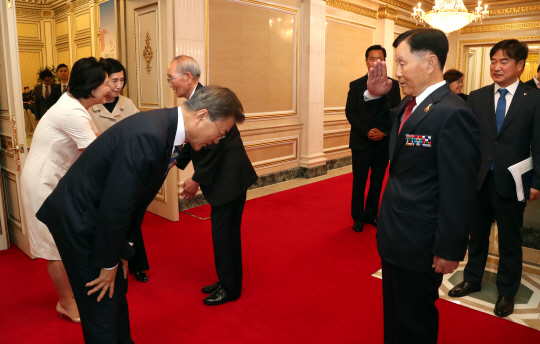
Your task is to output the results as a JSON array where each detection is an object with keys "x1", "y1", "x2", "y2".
[{"x1": 449, "y1": 39, "x2": 540, "y2": 318}]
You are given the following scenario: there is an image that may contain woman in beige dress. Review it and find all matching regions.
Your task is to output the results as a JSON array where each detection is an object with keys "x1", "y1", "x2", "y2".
[
  {"x1": 89, "y1": 58, "x2": 139, "y2": 133},
  {"x1": 20, "y1": 57, "x2": 109, "y2": 323}
]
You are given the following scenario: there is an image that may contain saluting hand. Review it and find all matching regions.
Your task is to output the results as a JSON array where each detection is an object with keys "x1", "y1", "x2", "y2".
[
  {"x1": 367, "y1": 61, "x2": 393, "y2": 97},
  {"x1": 86, "y1": 266, "x2": 118, "y2": 301}
]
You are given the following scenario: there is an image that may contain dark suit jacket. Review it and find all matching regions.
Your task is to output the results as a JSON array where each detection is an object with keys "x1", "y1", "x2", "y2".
[
  {"x1": 524, "y1": 78, "x2": 539, "y2": 89},
  {"x1": 37, "y1": 108, "x2": 179, "y2": 268},
  {"x1": 366, "y1": 83, "x2": 480, "y2": 272},
  {"x1": 345, "y1": 75, "x2": 401, "y2": 151},
  {"x1": 50, "y1": 83, "x2": 63, "y2": 106},
  {"x1": 33, "y1": 83, "x2": 58, "y2": 120},
  {"x1": 176, "y1": 84, "x2": 257, "y2": 206},
  {"x1": 468, "y1": 81, "x2": 540, "y2": 198},
  {"x1": 458, "y1": 93, "x2": 468, "y2": 102}
]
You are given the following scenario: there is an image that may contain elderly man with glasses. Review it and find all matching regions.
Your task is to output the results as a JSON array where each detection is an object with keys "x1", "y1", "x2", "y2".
[{"x1": 167, "y1": 55, "x2": 258, "y2": 306}]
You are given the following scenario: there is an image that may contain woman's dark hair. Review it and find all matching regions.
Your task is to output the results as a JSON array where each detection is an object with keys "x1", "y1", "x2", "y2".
[
  {"x1": 490, "y1": 39, "x2": 528, "y2": 65},
  {"x1": 68, "y1": 57, "x2": 107, "y2": 99},
  {"x1": 443, "y1": 69, "x2": 464, "y2": 83},
  {"x1": 39, "y1": 69, "x2": 53, "y2": 80},
  {"x1": 393, "y1": 28, "x2": 448, "y2": 70},
  {"x1": 101, "y1": 58, "x2": 127, "y2": 89}
]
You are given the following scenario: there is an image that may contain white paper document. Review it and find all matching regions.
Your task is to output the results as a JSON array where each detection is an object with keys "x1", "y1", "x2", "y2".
[{"x1": 508, "y1": 157, "x2": 533, "y2": 201}]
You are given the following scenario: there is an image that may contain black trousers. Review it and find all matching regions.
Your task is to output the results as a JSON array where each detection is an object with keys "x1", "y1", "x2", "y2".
[
  {"x1": 382, "y1": 260, "x2": 443, "y2": 344},
  {"x1": 52, "y1": 228, "x2": 134, "y2": 344},
  {"x1": 351, "y1": 147, "x2": 388, "y2": 222},
  {"x1": 210, "y1": 192, "x2": 247, "y2": 299},
  {"x1": 128, "y1": 234, "x2": 149, "y2": 273},
  {"x1": 464, "y1": 171, "x2": 525, "y2": 297}
]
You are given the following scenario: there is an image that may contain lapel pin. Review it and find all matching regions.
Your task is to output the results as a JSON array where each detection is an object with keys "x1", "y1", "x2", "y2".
[
  {"x1": 524, "y1": 93, "x2": 527, "y2": 96},
  {"x1": 424, "y1": 103, "x2": 432, "y2": 112}
]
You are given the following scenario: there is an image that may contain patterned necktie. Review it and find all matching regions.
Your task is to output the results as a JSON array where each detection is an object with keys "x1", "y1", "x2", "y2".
[
  {"x1": 63, "y1": 85, "x2": 67, "y2": 94},
  {"x1": 495, "y1": 88, "x2": 508, "y2": 134},
  {"x1": 44, "y1": 85, "x2": 49, "y2": 100},
  {"x1": 167, "y1": 146, "x2": 181, "y2": 172},
  {"x1": 398, "y1": 97, "x2": 416, "y2": 134}
]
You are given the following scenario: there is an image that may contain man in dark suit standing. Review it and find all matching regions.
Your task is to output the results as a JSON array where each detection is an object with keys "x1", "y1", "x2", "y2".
[
  {"x1": 346, "y1": 45, "x2": 401, "y2": 232},
  {"x1": 168, "y1": 55, "x2": 258, "y2": 305},
  {"x1": 36, "y1": 85, "x2": 244, "y2": 344},
  {"x1": 33, "y1": 69, "x2": 57, "y2": 121},
  {"x1": 449, "y1": 40, "x2": 540, "y2": 318},
  {"x1": 50, "y1": 63, "x2": 70, "y2": 105},
  {"x1": 524, "y1": 65, "x2": 540, "y2": 89},
  {"x1": 365, "y1": 29, "x2": 480, "y2": 343}
]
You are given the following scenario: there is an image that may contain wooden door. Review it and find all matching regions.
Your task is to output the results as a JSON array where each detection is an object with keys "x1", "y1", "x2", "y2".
[
  {"x1": 0, "y1": 1, "x2": 32, "y2": 255},
  {"x1": 124, "y1": 0, "x2": 179, "y2": 221}
]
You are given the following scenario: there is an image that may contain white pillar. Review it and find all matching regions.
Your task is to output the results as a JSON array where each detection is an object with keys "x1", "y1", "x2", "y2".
[
  {"x1": 173, "y1": 0, "x2": 206, "y2": 83},
  {"x1": 377, "y1": 6, "x2": 397, "y2": 77},
  {"x1": 298, "y1": 0, "x2": 327, "y2": 178}
]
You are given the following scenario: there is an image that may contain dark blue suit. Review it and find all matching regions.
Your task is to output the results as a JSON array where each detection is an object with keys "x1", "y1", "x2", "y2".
[
  {"x1": 464, "y1": 81, "x2": 540, "y2": 297},
  {"x1": 37, "y1": 108, "x2": 179, "y2": 344},
  {"x1": 366, "y1": 82, "x2": 480, "y2": 343}
]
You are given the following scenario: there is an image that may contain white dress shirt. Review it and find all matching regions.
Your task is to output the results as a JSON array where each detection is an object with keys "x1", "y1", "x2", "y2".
[
  {"x1": 533, "y1": 76, "x2": 540, "y2": 89},
  {"x1": 494, "y1": 78, "x2": 520, "y2": 117}
]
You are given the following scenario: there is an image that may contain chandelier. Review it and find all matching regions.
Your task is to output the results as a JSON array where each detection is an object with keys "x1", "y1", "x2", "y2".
[{"x1": 411, "y1": 0, "x2": 489, "y2": 35}]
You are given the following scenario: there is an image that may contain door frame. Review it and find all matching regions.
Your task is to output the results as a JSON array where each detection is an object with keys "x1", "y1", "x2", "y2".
[{"x1": 0, "y1": 0, "x2": 30, "y2": 252}]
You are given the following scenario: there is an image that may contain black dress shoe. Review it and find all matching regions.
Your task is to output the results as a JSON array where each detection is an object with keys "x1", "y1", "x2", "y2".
[
  {"x1": 203, "y1": 286, "x2": 236, "y2": 306},
  {"x1": 494, "y1": 296, "x2": 514, "y2": 317},
  {"x1": 448, "y1": 281, "x2": 481, "y2": 297},
  {"x1": 202, "y1": 280, "x2": 221, "y2": 294},
  {"x1": 352, "y1": 221, "x2": 363, "y2": 232},
  {"x1": 133, "y1": 271, "x2": 149, "y2": 282},
  {"x1": 364, "y1": 218, "x2": 378, "y2": 227}
]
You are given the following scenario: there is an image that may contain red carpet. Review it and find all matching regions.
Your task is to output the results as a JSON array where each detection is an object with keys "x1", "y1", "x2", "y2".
[{"x1": 1, "y1": 173, "x2": 539, "y2": 343}]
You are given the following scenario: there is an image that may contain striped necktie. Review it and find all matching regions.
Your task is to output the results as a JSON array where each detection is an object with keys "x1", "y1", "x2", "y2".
[{"x1": 167, "y1": 146, "x2": 181, "y2": 172}]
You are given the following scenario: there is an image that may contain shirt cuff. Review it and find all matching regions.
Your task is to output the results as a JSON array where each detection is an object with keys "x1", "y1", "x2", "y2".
[
  {"x1": 104, "y1": 263, "x2": 119, "y2": 270},
  {"x1": 363, "y1": 90, "x2": 382, "y2": 101}
]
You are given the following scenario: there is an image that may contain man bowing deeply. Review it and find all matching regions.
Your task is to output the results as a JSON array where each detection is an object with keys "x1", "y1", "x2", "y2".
[
  {"x1": 37, "y1": 85, "x2": 244, "y2": 344},
  {"x1": 364, "y1": 29, "x2": 480, "y2": 344}
]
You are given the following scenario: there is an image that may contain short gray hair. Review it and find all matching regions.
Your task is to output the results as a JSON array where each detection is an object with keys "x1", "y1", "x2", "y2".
[
  {"x1": 185, "y1": 85, "x2": 245, "y2": 124},
  {"x1": 173, "y1": 55, "x2": 201, "y2": 78}
]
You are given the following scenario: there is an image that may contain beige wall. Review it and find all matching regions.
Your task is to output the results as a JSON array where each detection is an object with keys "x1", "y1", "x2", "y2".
[
  {"x1": 208, "y1": 0, "x2": 296, "y2": 115},
  {"x1": 324, "y1": 19, "x2": 375, "y2": 108}
]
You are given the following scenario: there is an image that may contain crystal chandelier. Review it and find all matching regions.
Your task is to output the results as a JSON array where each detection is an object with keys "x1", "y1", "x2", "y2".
[{"x1": 411, "y1": 0, "x2": 489, "y2": 35}]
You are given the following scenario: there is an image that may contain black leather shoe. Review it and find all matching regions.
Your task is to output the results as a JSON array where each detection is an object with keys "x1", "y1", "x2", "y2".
[
  {"x1": 202, "y1": 281, "x2": 221, "y2": 294},
  {"x1": 203, "y1": 286, "x2": 236, "y2": 306},
  {"x1": 448, "y1": 281, "x2": 481, "y2": 297},
  {"x1": 353, "y1": 221, "x2": 363, "y2": 232},
  {"x1": 364, "y1": 218, "x2": 378, "y2": 227},
  {"x1": 494, "y1": 296, "x2": 514, "y2": 317},
  {"x1": 133, "y1": 271, "x2": 149, "y2": 282}
]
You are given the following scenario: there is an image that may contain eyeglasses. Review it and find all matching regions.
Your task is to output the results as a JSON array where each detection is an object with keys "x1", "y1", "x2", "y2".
[
  {"x1": 214, "y1": 120, "x2": 226, "y2": 141},
  {"x1": 167, "y1": 73, "x2": 186, "y2": 83}
]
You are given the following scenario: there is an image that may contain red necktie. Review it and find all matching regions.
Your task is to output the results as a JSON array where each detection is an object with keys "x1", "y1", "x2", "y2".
[{"x1": 398, "y1": 97, "x2": 416, "y2": 134}]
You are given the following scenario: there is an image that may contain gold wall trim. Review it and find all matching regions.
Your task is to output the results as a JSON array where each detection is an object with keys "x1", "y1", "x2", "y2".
[
  {"x1": 244, "y1": 137, "x2": 299, "y2": 169},
  {"x1": 379, "y1": 0, "x2": 412, "y2": 11},
  {"x1": 395, "y1": 18, "x2": 422, "y2": 30},
  {"x1": 326, "y1": 0, "x2": 377, "y2": 19},
  {"x1": 325, "y1": 16, "x2": 377, "y2": 30},
  {"x1": 377, "y1": 6, "x2": 397, "y2": 21},
  {"x1": 247, "y1": 112, "x2": 297, "y2": 120},
  {"x1": 54, "y1": 3, "x2": 71, "y2": 16},
  {"x1": 15, "y1": 8, "x2": 42, "y2": 16},
  {"x1": 457, "y1": 35, "x2": 540, "y2": 71},
  {"x1": 488, "y1": 4, "x2": 540, "y2": 16},
  {"x1": 460, "y1": 20, "x2": 540, "y2": 34}
]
